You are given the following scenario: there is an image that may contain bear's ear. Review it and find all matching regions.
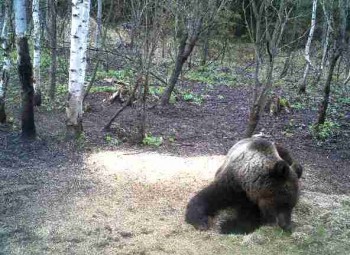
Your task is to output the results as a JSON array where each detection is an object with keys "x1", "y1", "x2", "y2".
[
  {"x1": 292, "y1": 163, "x2": 303, "y2": 179},
  {"x1": 270, "y1": 160, "x2": 290, "y2": 178}
]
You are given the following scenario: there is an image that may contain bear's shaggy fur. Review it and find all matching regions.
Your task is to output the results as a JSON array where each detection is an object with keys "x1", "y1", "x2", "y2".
[{"x1": 185, "y1": 137, "x2": 302, "y2": 231}]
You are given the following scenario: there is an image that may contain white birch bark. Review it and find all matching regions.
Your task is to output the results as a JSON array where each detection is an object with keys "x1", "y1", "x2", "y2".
[
  {"x1": 66, "y1": 0, "x2": 91, "y2": 133},
  {"x1": 300, "y1": 0, "x2": 318, "y2": 92},
  {"x1": 14, "y1": 0, "x2": 27, "y2": 37},
  {"x1": 304, "y1": 0, "x2": 318, "y2": 67},
  {"x1": 32, "y1": 0, "x2": 41, "y2": 98},
  {"x1": 320, "y1": 24, "x2": 330, "y2": 72},
  {"x1": 0, "y1": 5, "x2": 9, "y2": 96},
  {"x1": 0, "y1": 1, "x2": 10, "y2": 122}
]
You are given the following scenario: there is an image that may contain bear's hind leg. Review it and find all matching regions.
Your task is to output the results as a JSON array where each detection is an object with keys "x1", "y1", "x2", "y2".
[{"x1": 185, "y1": 181, "x2": 238, "y2": 230}]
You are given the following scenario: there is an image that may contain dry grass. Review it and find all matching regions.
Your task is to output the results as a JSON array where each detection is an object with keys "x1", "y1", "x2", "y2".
[{"x1": 1, "y1": 145, "x2": 349, "y2": 255}]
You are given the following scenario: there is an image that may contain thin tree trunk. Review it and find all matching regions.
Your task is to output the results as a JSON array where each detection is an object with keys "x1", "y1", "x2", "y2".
[
  {"x1": 299, "y1": 63, "x2": 310, "y2": 93},
  {"x1": 336, "y1": 55, "x2": 342, "y2": 81},
  {"x1": 201, "y1": 30, "x2": 210, "y2": 66},
  {"x1": 313, "y1": 21, "x2": 330, "y2": 87},
  {"x1": 317, "y1": 52, "x2": 340, "y2": 125},
  {"x1": 299, "y1": 0, "x2": 318, "y2": 94},
  {"x1": 0, "y1": 0, "x2": 10, "y2": 123},
  {"x1": 161, "y1": 36, "x2": 166, "y2": 58},
  {"x1": 343, "y1": 71, "x2": 350, "y2": 85},
  {"x1": 317, "y1": 0, "x2": 346, "y2": 124},
  {"x1": 83, "y1": 59, "x2": 100, "y2": 101},
  {"x1": 32, "y1": 0, "x2": 41, "y2": 106},
  {"x1": 245, "y1": 57, "x2": 274, "y2": 138},
  {"x1": 243, "y1": 0, "x2": 289, "y2": 137},
  {"x1": 95, "y1": 0, "x2": 102, "y2": 49},
  {"x1": 14, "y1": 0, "x2": 36, "y2": 138},
  {"x1": 220, "y1": 38, "x2": 228, "y2": 64},
  {"x1": 280, "y1": 4, "x2": 298, "y2": 79},
  {"x1": 280, "y1": 50, "x2": 292, "y2": 78},
  {"x1": 138, "y1": 73, "x2": 149, "y2": 142},
  {"x1": 48, "y1": 0, "x2": 57, "y2": 100},
  {"x1": 161, "y1": 32, "x2": 199, "y2": 105},
  {"x1": 66, "y1": 0, "x2": 91, "y2": 137}
]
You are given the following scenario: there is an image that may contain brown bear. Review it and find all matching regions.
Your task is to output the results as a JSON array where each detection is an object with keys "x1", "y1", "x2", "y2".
[{"x1": 185, "y1": 137, "x2": 302, "y2": 232}]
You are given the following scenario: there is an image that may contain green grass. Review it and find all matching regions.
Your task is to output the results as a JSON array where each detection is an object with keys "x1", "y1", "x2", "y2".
[
  {"x1": 96, "y1": 69, "x2": 134, "y2": 84},
  {"x1": 219, "y1": 198, "x2": 350, "y2": 255},
  {"x1": 182, "y1": 91, "x2": 203, "y2": 104},
  {"x1": 310, "y1": 121, "x2": 340, "y2": 141},
  {"x1": 185, "y1": 65, "x2": 237, "y2": 86},
  {"x1": 89, "y1": 86, "x2": 116, "y2": 93},
  {"x1": 104, "y1": 134, "x2": 121, "y2": 146},
  {"x1": 142, "y1": 133, "x2": 163, "y2": 147}
]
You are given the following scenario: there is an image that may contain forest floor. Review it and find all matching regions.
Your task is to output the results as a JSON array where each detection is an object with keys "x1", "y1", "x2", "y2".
[{"x1": 0, "y1": 79, "x2": 350, "y2": 254}]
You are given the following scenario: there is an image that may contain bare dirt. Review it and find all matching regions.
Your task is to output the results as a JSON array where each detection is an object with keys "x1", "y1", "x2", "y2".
[{"x1": 1, "y1": 82, "x2": 349, "y2": 254}]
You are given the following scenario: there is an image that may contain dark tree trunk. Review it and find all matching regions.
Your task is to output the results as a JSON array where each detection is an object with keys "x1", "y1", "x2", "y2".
[
  {"x1": 0, "y1": 103, "x2": 5, "y2": 124},
  {"x1": 161, "y1": 33, "x2": 198, "y2": 105},
  {"x1": 17, "y1": 37, "x2": 36, "y2": 138},
  {"x1": 280, "y1": 50, "x2": 292, "y2": 79},
  {"x1": 201, "y1": 30, "x2": 209, "y2": 66},
  {"x1": 317, "y1": 52, "x2": 340, "y2": 125},
  {"x1": 0, "y1": 71, "x2": 9, "y2": 124},
  {"x1": 161, "y1": 36, "x2": 166, "y2": 59},
  {"x1": 245, "y1": 55, "x2": 274, "y2": 138},
  {"x1": 299, "y1": 63, "x2": 309, "y2": 94},
  {"x1": 138, "y1": 74, "x2": 149, "y2": 143},
  {"x1": 280, "y1": 15, "x2": 297, "y2": 79}
]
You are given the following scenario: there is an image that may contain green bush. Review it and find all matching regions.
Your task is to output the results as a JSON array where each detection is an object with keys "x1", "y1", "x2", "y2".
[
  {"x1": 142, "y1": 134, "x2": 163, "y2": 147},
  {"x1": 310, "y1": 121, "x2": 340, "y2": 140}
]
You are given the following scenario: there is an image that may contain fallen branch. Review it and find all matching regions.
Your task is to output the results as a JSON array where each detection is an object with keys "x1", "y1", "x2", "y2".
[{"x1": 103, "y1": 76, "x2": 143, "y2": 131}]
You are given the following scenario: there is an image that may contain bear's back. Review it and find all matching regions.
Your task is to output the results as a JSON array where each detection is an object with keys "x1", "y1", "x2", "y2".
[{"x1": 216, "y1": 138, "x2": 280, "y2": 178}]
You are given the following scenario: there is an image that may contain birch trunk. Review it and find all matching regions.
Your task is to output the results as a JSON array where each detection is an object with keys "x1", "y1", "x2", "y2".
[
  {"x1": 299, "y1": 0, "x2": 318, "y2": 94},
  {"x1": 14, "y1": 0, "x2": 36, "y2": 138},
  {"x1": 0, "y1": 0, "x2": 10, "y2": 123},
  {"x1": 32, "y1": 0, "x2": 41, "y2": 106},
  {"x1": 66, "y1": 0, "x2": 91, "y2": 137}
]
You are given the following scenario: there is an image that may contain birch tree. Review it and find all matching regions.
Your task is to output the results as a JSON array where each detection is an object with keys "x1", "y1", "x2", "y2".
[
  {"x1": 299, "y1": 0, "x2": 318, "y2": 93},
  {"x1": 66, "y1": 0, "x2": 91, "y2": 136},
  {"x1": 14, "y1": 0, "x2": 36, "y2": 138},
  {"x1": 32, "y1": 0, "x2": 41, "y2": 106},
  {"x1": 0, "y1": 0, "x2": 10, "y2": 123}
]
